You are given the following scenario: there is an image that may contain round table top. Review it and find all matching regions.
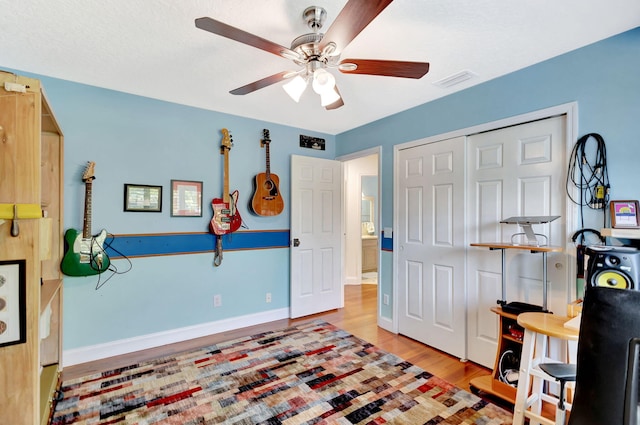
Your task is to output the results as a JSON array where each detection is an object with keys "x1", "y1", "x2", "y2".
[{"x1": 517, "y1": 312, "x2": 579, "y2": 340}]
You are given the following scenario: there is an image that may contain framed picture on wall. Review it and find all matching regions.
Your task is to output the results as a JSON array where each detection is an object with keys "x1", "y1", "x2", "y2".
[
  {"x1": 610, "y1": 200, "x2": 640, "y2": 228},
  {"x1": 124, "y1": 184, "x2": 163, "y2": 212},
  {"x1": 0, "y1": 259, "x2": 27, "y2": 348},
  {"x1": 171, "y1": 180, "x2": 203, "y2": 217}
]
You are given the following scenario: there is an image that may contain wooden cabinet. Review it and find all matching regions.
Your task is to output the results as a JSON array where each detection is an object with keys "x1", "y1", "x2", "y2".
[
  {"x1": 362, "y1": 237, "x2": 378, "y2": 273},
  {"x1": 0, "y1": 71, "x2": 64, "y2": 425}
]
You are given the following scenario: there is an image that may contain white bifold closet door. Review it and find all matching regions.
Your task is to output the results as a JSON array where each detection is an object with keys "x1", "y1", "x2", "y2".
[
  {"x1": 397, "y1": 115, "x2": 567, "y2": 366},
  {"x1": 466, "y1": 115, "x2": 567, "y2": 367},
  {"x1": 397, "y1": 136, "x2": 466, "y2": 359}
]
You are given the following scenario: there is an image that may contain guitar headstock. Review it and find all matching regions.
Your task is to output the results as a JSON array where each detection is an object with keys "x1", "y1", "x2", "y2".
[
  {"x1": 82, "y1": 161, "x2": 96, "y2": 182},
  {"x1": 261, "y1": 128, "x2": 271, "y2": 147},
  {"x1": 221, "y1": 128, "x2": 233, "y2": 152}
]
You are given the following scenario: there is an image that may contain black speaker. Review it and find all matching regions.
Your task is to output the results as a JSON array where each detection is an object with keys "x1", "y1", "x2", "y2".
[{"x1": 585, "y1": 246, "x2": 640, "y2": 290}]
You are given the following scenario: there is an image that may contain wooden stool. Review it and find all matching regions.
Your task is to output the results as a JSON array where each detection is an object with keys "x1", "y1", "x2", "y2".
[{"x1": 512, "y1": 312, "x2": 579, "y2": 425}]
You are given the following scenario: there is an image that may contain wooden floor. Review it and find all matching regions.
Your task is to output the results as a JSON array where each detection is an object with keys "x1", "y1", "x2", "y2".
[{"x1": 63, "y1": 284, "x2": 510, "y2": 411}]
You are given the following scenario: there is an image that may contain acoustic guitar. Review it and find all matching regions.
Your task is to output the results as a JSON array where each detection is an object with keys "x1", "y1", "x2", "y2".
[
  {"x1": 61, "y1": 161, "x2": 110, "y2": 276},
  {"x1": 251, "y1": 129, "x2": 284, "y2": 216},
  {"x1": 210, "y1": 128, "x2": 242, "y2": 235}
]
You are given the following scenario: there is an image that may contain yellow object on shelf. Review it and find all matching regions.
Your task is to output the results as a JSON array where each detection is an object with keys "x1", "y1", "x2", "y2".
[{"x1": 0, "y1": 203, "x2": 42, "y2": 219}]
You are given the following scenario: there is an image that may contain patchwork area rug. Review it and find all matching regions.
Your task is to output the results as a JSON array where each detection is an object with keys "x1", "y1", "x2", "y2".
[{"x1": 52, "y1": 321, "x2": 512, "y2": 424}]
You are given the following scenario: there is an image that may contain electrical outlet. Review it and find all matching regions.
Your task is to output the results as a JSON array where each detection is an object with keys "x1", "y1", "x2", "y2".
[
  {"x1": 213, "y1": 294, "x2": 222, "y2": 307},
  {"x1": 266, "y1": 292, "x2": 272, "y2": 303},
  {"x1": 383, "y1": 294, "x2": 389, "y2": 305}
]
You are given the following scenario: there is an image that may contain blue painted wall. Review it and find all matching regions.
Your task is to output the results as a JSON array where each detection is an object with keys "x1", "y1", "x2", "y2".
[
  {"x1": 3, "y1": 72, "x2": 335, "y2": 350},
  {"x1": 336, "y1": 27, "x2": 640, "y2": 319},
  {"x1": 4, "y1": 26, "x2": 638, "y2": 351}
]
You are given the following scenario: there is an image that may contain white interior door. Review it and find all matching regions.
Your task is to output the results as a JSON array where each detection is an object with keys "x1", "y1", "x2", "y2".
[
  {"x1": 466, "y1": 115, "x2": 567, "y2": 367},
  {"x1": 290, "y1": 155, "x2": 343, "y2": 318},
  {"x1": 397, "y1": 136, "x2": 466, "y2": 358}
]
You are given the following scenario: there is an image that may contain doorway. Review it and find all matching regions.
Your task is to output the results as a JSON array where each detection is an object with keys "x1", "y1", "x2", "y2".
[{"x1": 340, "y1": 148, "x2": 381, "y2": 310}]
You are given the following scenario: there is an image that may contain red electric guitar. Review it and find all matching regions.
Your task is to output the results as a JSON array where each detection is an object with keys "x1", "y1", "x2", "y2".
[{"x1": 210, "y1": 128, "x2": 242, "y2": 236}]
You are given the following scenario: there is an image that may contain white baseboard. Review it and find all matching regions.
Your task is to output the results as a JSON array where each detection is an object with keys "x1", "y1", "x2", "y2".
[
  {"x1": 378, "y1": 315, "x2": 394, "y2": 333},
  {"x1": 63, "y1": 307, "x2": 289, "y2": 367}
]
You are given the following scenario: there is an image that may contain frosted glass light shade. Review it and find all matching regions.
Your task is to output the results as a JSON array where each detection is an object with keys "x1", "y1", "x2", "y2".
[
  {"x1": 312, "y1": 68, "x2": 336, "y2": 94},
  {"x1": 319, "y1": 88, "x2": 341, "y2": 106},
  {"x1": 283, "y1": 75, "x2": 307, "y2": 102}
]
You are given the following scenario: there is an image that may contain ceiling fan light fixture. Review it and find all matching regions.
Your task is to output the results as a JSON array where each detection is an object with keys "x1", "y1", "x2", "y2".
[
  {"x1": 319, "y1": 88, "x2": 341, "y2": 107},
  {"x1": 312, "y1": 68, "x2": 336, "y2": 95},
  {"x1": 283, "y1": 75, "x2": 308, "y2": 102},
  {"x1": 196, "y1": 2, "x2": 430, "y2": 111}
]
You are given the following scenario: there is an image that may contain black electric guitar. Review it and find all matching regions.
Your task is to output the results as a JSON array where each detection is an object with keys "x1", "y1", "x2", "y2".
[
  {"x1": 251, "y1": 129, "x2": 284, "y2": 216},
  {"x1": 61, "y1": 161, "x2": 110, "y2": 276}
]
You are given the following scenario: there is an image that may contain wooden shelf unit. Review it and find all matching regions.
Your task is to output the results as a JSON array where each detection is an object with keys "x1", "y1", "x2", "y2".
[
  {"x1": 0, "y1": 71, "x2": 64, "y2": 425},
  {"x1": 600, "y1": 227, "x2": 640, "y2": 239},
  {"x1": 470, "y1": 306, "x2": 523, "y2": 403},
  {"x1": 469, "y1": 242, "x2": 563, "y2": 403}
]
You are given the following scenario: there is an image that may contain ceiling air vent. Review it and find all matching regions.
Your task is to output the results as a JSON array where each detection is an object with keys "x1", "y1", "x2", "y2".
[{"x1": 433, "y1": 70, "x2": 477, "y2": 88}]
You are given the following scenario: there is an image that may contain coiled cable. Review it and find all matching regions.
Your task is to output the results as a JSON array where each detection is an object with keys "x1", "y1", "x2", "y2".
[{"x1": 566, "y1": 133, "x2": 610, "y2": 228}]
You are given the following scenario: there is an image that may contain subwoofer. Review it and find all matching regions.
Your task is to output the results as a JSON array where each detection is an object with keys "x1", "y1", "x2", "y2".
[{"x1": 585, "y1": 246, "x2": 640, "y2": 290}]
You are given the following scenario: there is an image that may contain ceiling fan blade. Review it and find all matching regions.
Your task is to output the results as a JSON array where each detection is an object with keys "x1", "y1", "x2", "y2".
[
  {"x1": 325, "y1": 86, "x2": 344, "y2": 110},
  {"x1": 195, "y1": 17, "x2": 300, "y2": 60},
  {"x1": 230, "y1": 71, "x2": 289, "y2": 95},
  {"x1": 319, "y1": 0, "x2": 394, "y2": 53},
  {"x1": 339, "y1": 59, "x2": 429, "y2": 79}
]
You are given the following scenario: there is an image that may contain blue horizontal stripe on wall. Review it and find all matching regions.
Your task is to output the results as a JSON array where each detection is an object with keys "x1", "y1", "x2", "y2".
[
  {"x1": 381, "y1": 230, "x2": 393, "y2": 251},
  {"x1": 104, "y1": 230, "x2": 290, "y2": 259}
]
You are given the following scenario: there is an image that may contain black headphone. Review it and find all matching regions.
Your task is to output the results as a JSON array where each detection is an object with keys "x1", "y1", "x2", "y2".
[{"x1": 571, "y1": 228, "x2": 605, "y2": 244}]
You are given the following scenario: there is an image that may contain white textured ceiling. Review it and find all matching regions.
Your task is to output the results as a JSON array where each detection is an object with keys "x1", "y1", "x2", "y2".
[{"x1": 1, "y1": 0, "x2": 639, "y2": 134}]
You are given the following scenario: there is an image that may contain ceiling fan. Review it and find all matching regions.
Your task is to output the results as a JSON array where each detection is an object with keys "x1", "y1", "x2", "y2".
[{"x1": 195, "y1": 0, "x2": 430, "y2": 110}]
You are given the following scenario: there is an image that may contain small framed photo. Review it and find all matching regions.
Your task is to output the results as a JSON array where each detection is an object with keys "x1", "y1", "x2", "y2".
[
  {"x1": 610, "y1": 200, "x2": 640, "y2": 228},
  {"x1": 124, "y1": 184, "x2": 162, "y2": 212},
  {"x1": 0, "y1": 259, "x2": 27, "y2": 348},
  {"x1": 171, "y1": 180, "x2": 203, "y2": 217}
]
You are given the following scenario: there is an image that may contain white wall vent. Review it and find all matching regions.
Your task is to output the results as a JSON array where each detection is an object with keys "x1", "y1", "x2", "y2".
[{"x1": 433, "y1": 70, "x2": 477, "y2": 88}]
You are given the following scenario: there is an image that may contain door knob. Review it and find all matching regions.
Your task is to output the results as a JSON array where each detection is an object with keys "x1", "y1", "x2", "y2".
[{"x1": 293, "y1": 238, "x2": 300, "y2": 247}]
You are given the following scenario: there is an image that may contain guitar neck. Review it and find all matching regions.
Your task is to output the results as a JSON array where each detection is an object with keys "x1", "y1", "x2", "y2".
[
  {"x1": 265, "y1": 142, "x2": 271, "y2": 179},
  {"x1": 83, "y1": 181, "x2": 93, "y2": 238},
  {"x1": 223, "y1": 148, "x2": 230, "y2": 203}
]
